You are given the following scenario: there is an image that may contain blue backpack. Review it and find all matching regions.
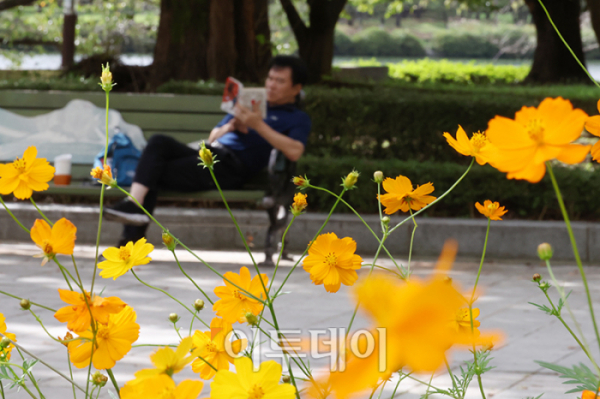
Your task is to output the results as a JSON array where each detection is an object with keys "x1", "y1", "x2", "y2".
[{"x1": 93, "y1": 131, "x2": 141, "y2": 186}]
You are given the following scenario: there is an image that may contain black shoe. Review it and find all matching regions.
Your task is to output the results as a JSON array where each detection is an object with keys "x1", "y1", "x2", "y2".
[
  {"x1": 104, "y1": 199, "x2": 151, "y2": 226},
  {"x1": 117, "y1": 224, "x2": 149, "y2": 246}
]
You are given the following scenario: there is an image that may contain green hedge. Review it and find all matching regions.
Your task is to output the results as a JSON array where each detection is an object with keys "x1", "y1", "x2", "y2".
[
  {"x1": 335, "y1": 28, "x2": 426, "y2": 57},
  {"x1": 297, "y1": 156, "x2": 600, "y2": 221}
]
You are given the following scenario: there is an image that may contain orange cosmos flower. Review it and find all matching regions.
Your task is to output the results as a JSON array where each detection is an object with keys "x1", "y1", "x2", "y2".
[
  {"x1": 291, "y1": 192, "x2": 308, "y2": 216},
  {"x1": 30, "y1": 218, "x2": 77, "y2": 266},
  {"x1": 486, "y1": 97, "x2": 590, "y2": 183},
  {"x1": 0, "y1": 146, "x2": 55, "y2": 199},
  {"x1": 583, "y1": 390, "x2": 599, "y2": 399},
  {"x1": 54, "y1": 289, "x2": 126, "y2": 332},
  {"x1": 213, "y1": 267, "x2": 268, "y2": 324},
  {"x1": 585, "y1": 100, "x2": 600, "y2": 161},
  {"x1": 98, "y1": 238, "x2": 154, "y2": 280},
  {"x1": 191, "y1": 317, "x2": 246, "y2": 380},
  {"x1": 129, "y1": 337, "x2": 194, "y2": 382},
  {"x1": 120, "y1": 374, "x2": 203, "y2": 399},
  {"x1": 68, "y1": 306, "x2": 140, "y2": 370},
  {"x1": 443, "y1": 126, "x2": 497, "y2": 165},
  {"x1": 302, "y1": 232, "x2": 363, "y2": 293},
  {"x1": 475, "y1": 200, "x2": 508, "y2": 220},
  {"x1": 453, "y1": 308, "x2": 481, "y2": 337},
  {"x1": 90, "y1": 164, "x2": 116, "y2": 186},
  {"x1": 0, "y1": 313, "x2": 17, "y2": 361},
  {"x1": 378, "y1": 175, "x2": 436, "y2": 214},
  {"x1": 210, "y1": 357, "x2": 296, "y2": 399},
  {"x1": 326, "y1": 241, "x2": 502, "y2": 399}
]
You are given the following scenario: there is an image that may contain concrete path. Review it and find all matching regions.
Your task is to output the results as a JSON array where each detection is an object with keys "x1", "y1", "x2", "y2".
[{"x1": 0, "y1": 242, "x2": 599, "y2": 399}]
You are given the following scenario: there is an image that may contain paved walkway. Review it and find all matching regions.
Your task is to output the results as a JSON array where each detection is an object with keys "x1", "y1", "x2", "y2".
[{"x1": 0, "y1": 242, "x2": 599, "y2": 399}]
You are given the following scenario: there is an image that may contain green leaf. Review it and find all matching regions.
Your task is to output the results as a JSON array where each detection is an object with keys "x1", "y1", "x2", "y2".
[
  {"x1": 536, "y1": 361, "x2": 599, "y2": 394},
  {"x1": 528, "y1": 302, "x2": 554, "y2": 316},
  {"x1": 108, "y1": 389, "x2": 119, "y2": 399}
]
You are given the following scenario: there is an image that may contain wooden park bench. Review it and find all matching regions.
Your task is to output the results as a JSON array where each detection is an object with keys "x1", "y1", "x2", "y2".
[{"x1": 0, "y1": 90, "x2": 296, "y2": 266}]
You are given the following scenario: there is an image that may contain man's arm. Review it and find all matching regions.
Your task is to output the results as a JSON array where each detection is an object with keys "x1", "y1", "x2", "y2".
[
  {"x1": 207, "y1": 119, "x2": 249, "y2": 144},
  {"x1": 234, "y1": 104, "x2": 305, "y2": 162}
]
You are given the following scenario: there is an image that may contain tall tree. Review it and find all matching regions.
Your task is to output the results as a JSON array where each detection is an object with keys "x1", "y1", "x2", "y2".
[
  {"x1": 0, "y1": 0, "x2": 35, "y2": 12},
  {"x1": 150, "y1": 0, "x2": 271, "y2": 89},
  {"x1": 523, "y1": 0, "x2": 588, "y2": 83},
  {"x1": 279, "y1": 0, "x2": 348, "y2": 83},
  {"x1": 587, "y1": 0, "x2": 600, "y2": 54}
]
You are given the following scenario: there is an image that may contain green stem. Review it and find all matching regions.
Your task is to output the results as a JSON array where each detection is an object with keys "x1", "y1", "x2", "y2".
[
  {"x1": 189, "y1": 311, "x2": 196, "y2": 336},
  {"x1": 28, "y1": 309, "x2": 64, "y2": 343},
  {"x1": 15, "y1": 346, "x2": 44, "y2": 399},
  {"x1": 389, "y1": 158, "x2": 475, "y2": 235},
  {"x1": 130, "y1": 269, "x2": 209, "y2": 328},
  {"x1": 89, "y1": 184, "x2": 106, "y2": 296},
  {"x1": 0, "y1": 195, "x2": 30, "y2": 233},
  {"x1": 29, "y1": 198, "x2": 53, "y2": 226},
  {"x1": 106, "y1": 369, "x2": 120, "y2": 398},
  {"x1": 471, "y1": 219, "x2": 491, "y2": 303},
  {"x1": 546, "y1": 162, "x2": 600, "y2": 354},
  {"x1": 67, "y1": 351, "x2": 77, "y2": 399},
  {"x1": 0, "y1": 291, "x2": 56, "y2": 312},
  {"x1": 406, "y1": 209, "x2": 417, "y2": 277},
  {"x1": 172, "y1": 250, "x2": 213, "y2": 305},
  {"x1": 52, "y1": 258, "x2": 79, "y2": 291},
  {"x1": 390, "y1": 374, "x2": 403, "y2": 398},
  {"x1": 0, "y1": 380, "x2": 4, "y2": 399},
  {"x1": 476, "y1": 374, "x2": 486, "y2": 399},
  {"x1": 267, "y1": 215, "x2": 296, "y2": 295},
  {"x1": 537, "y1": 0, "x2": 600, "y2": 89}
]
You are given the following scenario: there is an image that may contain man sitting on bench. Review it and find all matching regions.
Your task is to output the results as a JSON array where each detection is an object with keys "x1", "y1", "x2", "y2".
[{"x1": 103, "y1": 56, "x2": 311, "y2": 246}]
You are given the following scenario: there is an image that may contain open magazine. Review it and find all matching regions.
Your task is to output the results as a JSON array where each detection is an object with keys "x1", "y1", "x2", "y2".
[{"x1": 220, "y1": 77, "x2": 267, "y2": 119}]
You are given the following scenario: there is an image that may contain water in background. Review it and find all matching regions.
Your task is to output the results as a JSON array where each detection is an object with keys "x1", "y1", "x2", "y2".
[{"x1": 2, "y1": 54, "x2": 600, "y2": 81}]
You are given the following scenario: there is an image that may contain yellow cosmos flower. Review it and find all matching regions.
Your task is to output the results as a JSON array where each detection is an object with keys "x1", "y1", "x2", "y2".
[
  {"x1": 90, "y1": 164, "x2": 116, "y2": 186},
  {"x1": 191, "y1": 317, "x2": 246, "y2": 380},
  {"x1": 475, "y1": 200, "x2": 508, "y2": 221},
  {"x1": 486, "y1": 97, "x2": 590, "y2": 183},
  {"x1": 291, "y1": 193, "x2": 308, "y2": 216},
  {"x1": 326, "y1": 241, "x2": 502, "y2": 399},
  {"x1": 0, "y1": 146, "x2": 55, "y2": 200},
  {"x1": 302, "y1": 232, "x2": 363, "y2": 293},
  {"x1": 0, "y1": 313, "x2": 17, "y2": 361},
  {"x1": 210, "y1": 357, "x2": 296, "y2": 399},
  {"x1": 98, "y1": 238, "x2": 154, "y2": 280},
  {"x1": 443, "y1": 126, "x2": 497, "y2": 165},
  {"x1": 585, "y1": 99, "x2": 600, "y2": 161},
  {"x1": 454, "y1": 308, "x2": 481, "y2": 337},
  {"x1": 213, "y1": 267, "x2": 268, "y2": 324},
  {"x1": 30, "y1": 218, "x2": 77, "y2": 266},
  {"x1": 120, "y1": 374, "x2": 203, "y2": 399},
  {"x1": 54, "y1": 289, "x2": 126, "y2": 332},
  {"x1": 135, "y1": 337, "x2": 194, "y2": 379},
  {"x1": 378, "y1": 175, "x2": 436, "y2": 214},
  {"x1": 68, "y1": 306, "x2": 140, "y2": 370}
]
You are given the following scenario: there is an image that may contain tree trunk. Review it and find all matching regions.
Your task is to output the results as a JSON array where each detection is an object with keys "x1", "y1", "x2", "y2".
[
  {"x1": 150, "y1": 0, "x2": 210, "y2": 89},
  {"x1": 524, "y1": 0, "x2": 589, "y2": 83},
  {"x1": 587, "y1": 0, "x2": 600, "y2": 52},
  {"x1": 207, "y1": 0, "x2": 236, "y2": 82},
  {"x1": 279, "y1": 0, "x2": 347, "y2": 83},
  {"x1": 233, "y1": 0, "x2": 271, "y2": 82}
]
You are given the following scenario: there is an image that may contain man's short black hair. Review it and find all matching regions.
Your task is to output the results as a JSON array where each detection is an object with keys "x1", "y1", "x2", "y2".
[{"x1": 268, "y1": 55, "x2": 308, "y2": 86}]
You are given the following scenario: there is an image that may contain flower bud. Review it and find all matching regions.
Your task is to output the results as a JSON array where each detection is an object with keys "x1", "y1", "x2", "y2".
[
  {"x1": 342, "y1": 170, "x2": 360, "y2": 190},
  {"x1": 537, "y1": 243, "x2": 553, "y2": 261},
  {"x1": 100, "y1": 63, "x2": 114, "y2": 92},
  {"x1": 92, "y1": 371, "x2": 108, "y2": 387},
  {"x1": 199, "y1": 141, "x2": 215, "y2": 168},
  {"x1": 90, "y1": 164, "x2": 116, "y2": 187},
  {"x1": 373, "y1": 171, "x2": 384, "y2": 183},
  {"x1": 291, "y1": 193, "x2": 308, "y2": 216},
  {"x1": 194, "y1": 299, "x2": 205, "y2": 311},
  {"x1": 245, "y1": 312, "x2": 258, "y2": 326},
  {"x1": 20, "y1": 298, "x2": 30, "y2": 310},
  {"x1": 282, "y1": 375, "x2": 291, "y2": 383},
  {"x1": 59, "y1": 332, "x2": 73, "y2": 347},
  {"x1": 381, "y1": 216, "x2": 390, "y2": 226},
  {"x1": 169, "y1": 313, "x2": 179, "y2": 323},
  {"x1": 162, "y1": 231, "x2": 177, "y2": 251},
  {"x1": 0, "y1": 337, "x2": 10, "y2": 348},
  {"x1": 292, "y1": 175, "x2": 310, "y2": 190},
  {"x1": 532, "y1": 273, "x2": 541, "y2": 282}
]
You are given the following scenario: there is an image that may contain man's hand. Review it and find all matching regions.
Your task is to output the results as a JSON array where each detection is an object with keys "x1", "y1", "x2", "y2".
[
  {"x1": 234, "y1": 102, "x2": 264, "y2": 131},
  {"x1": 227, "y1": 117, "x2": 248, "y2": 134}
]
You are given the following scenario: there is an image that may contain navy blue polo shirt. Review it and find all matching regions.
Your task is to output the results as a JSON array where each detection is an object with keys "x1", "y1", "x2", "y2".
[{"x1": 215, "y1": 103, "x2": 311, "y2": 175}]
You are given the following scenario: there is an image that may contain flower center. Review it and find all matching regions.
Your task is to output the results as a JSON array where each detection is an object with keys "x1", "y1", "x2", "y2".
[
  {"x1": 232, "y1": 290, "x2": 244, "y2": 300},
  {"x1": 206, "y1": 342, "x2": 218, "y2": 353},
  {"x1": 470, "y1": 132, "x2": 487, "y2": 151},
  {"x1": 42, "y1": 240, "x2": 53, "y2": 255},
  {"x1": 96, "y1": 327, "x2": 109, "y2": 340},
  {"x1": 325, "y1": 253, "x2": 338, "y2": 268},
  {"x1": 248, "y1": 384, "x2": 265, "y2": 399},
  {"x1": 12, "y1": 158, "x2": 26, "y2": 173},
  {"x1": 118, "y1": 247, "x2": 131, "y2": 261},
  {"x1": 486, "y1": 203, "x2": 498, "y2": 212},
  {"x1": 526, "y1": 119, "x2": 545, "y2": 142}
]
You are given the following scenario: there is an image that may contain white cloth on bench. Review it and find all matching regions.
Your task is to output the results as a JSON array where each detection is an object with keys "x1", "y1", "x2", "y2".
[{"x1": 0, "y1": 99, "x2": 146, "y2": 164}]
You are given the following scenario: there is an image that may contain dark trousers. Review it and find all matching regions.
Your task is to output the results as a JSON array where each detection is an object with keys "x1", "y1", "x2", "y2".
[{"x1": 122, "y1": 135, "x2": 246, "y2": 241}]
